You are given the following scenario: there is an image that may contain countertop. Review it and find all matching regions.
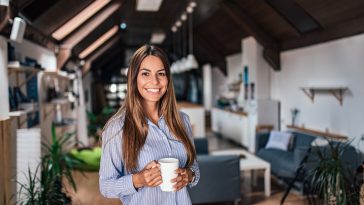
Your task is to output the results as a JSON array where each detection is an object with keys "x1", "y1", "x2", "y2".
[
  {"x1": 177, "y1": 102, "x2": 204, "y2": 109},
  {"x1": 214, "y1": 107, "x2": 248, "y2": 116}
]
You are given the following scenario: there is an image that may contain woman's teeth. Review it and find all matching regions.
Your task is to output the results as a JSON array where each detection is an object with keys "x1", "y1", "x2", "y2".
[{"x1": 146, "y1": 88, "x2": 159, "y2": 93}]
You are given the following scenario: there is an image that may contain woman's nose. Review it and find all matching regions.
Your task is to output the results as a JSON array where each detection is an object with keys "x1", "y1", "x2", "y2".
[{"x1": 150, "y1": 74, "x2": 159, "y2": 84}]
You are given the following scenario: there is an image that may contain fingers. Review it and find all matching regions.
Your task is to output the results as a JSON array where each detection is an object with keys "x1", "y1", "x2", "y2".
[
  {"x1": 172, "y1": 168, "x2": 189, "y2": 191},
  {"x1": 141, "y1": 162, "x2": 162, "y2": 187},
  {"x1": 145, "y1": 160, "x2": 160, "y2": 169}
]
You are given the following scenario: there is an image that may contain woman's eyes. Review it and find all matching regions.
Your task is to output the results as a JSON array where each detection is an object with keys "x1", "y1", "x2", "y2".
[{"x1": 141, "y1": 72, "x2": 166, "y2": 77}]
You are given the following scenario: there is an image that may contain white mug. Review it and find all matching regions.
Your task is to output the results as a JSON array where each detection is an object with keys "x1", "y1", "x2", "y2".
[{"x1": 158, "y1": 158, "x2": 179, "y2": 192}]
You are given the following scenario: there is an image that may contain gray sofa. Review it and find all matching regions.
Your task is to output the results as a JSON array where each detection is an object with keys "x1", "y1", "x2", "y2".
[
  {"x1": 187, "y1": 138, "x2": 241, "y2": 204},
  {"x1": 255, "y1": 131, "x2": 359, "y2": 181},
  {"x1": 255, "y1": 131, "x2": 317, "y2": 179}
]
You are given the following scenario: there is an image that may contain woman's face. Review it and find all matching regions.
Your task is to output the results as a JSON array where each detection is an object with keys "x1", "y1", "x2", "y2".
[{"x1": 137, "y1": 55, "x2": 168, "y2": 105}]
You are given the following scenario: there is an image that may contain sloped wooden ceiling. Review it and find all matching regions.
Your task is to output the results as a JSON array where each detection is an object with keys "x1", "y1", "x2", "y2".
[{"x1": 3, "y1": 0, "x2": 364, "y2": 79}]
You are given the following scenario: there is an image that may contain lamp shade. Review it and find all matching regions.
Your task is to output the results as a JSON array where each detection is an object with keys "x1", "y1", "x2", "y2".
[
  {"x1": 185, "y1": 54, "x2": 198, "y2": 69},
  {"x1": 180, "y1": 57, "x2": 187, "y2": 71}
]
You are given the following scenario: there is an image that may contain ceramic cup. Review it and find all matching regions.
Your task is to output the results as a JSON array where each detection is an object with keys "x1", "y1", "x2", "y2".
[{"x1": 158, "y1": 158, "x2": 179, "y2": 192}]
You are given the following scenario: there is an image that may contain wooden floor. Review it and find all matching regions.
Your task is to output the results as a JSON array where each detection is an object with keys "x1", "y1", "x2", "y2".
[{"x1": 67, "y1": 133, "x2": 309, "y2": 205}]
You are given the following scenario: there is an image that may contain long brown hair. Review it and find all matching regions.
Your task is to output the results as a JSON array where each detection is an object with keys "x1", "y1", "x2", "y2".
[{"x1": 104, "y1": 45, "x2": 196, "y2": 172}]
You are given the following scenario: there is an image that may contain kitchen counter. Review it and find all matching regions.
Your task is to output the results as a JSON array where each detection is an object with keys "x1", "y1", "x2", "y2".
[
  {"x1": 177, "y1": 102, "x2": 205, "y2": 138},
  {"x1": 214, "y1": 107, "x2": 248, "y2": 116}
]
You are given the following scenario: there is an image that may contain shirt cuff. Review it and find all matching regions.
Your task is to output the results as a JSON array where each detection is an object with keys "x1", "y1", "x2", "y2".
[
  {"x1": 188, "y1": 167, "x2": 200, "y2": 188},
  {"x1": 121, "y1": 174, "x2": 139, "y2": 195}
]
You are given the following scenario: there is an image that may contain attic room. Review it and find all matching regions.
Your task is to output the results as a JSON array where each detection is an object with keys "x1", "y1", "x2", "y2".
[{"x1": 1, "y1": 0, "x2": 364, "y2": 205}]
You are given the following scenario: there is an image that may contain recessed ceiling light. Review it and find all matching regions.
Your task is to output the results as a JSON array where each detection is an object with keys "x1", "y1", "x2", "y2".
[
  {"x1": 52, "y1": 0, "x2": 111, "y2": 40},
  {"x1": 150, "y1": 31, "x2": 166, "y2": 44},
  {"x1": 187, "y1": 6, "x2": 193, "y2": 13},
  {"x1": 176, "y1": 20, "x2": 182, "y2": 27},
  {"x1": 79, "y1": 25, "x2": 118, "y2": 59},
  {"x1": 0, "y1": 0, "x2": 9, "y2": 6},
  {"x1": 136, "y1": 0, "x2": 163, "y2": 12},
  {"x1": 189, "y1": 1, "x2": 197, "y2": 8},
  {"x1": 171, "y1": 26, "x2": 177, "y2": 32},
  {"x1": 120, "y1": 22, "x2": 127, "y2": 30},
  {"x1": 181, "y1": 13, "x2": 187, "y2": 21}
]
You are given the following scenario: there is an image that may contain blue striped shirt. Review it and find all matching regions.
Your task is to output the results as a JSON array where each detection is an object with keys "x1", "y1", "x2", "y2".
[{"x1": 99, "y1": 111, "x2": 200, "y2": 205}]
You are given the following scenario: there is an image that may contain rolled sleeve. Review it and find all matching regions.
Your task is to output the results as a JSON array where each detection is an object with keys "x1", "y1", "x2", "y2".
[
  {"x1": 180, "y1": 112, "x2": 200, "y2": 188},
  {"x1": 99, "y1": 118, "x2": 138, "y2": 199}
]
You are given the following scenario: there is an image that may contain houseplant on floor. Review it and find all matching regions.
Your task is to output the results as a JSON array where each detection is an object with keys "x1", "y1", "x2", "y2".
[
  {"x1": 17, "y1": 124, "x2": 81, "y2": 204},
  {"x1": 307, "y1": 138, "x2": 359, "y2": 205}
]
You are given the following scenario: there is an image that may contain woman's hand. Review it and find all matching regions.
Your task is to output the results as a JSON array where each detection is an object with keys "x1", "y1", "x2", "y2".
[
  {"x1": 132, "y1": 160, "x2": 162, "y2": 189},
  {"x1": 171, "y1": 168, "x2": 192, "y2": 192}
]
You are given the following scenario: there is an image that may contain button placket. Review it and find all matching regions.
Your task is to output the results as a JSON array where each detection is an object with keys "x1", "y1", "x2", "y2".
[{"x1": 156, "y1": 125, "x2": 172, "y2": 156}]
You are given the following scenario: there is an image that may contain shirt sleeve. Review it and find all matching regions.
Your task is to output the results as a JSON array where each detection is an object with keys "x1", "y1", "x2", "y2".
[
  {"x1": 99, "y1": 118, "x2": 138, "y2": 199},
  {"x1": 180, "y1": 112, "x2": 200, "y2": 188}
]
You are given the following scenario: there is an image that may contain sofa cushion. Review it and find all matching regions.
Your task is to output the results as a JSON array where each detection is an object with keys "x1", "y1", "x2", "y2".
[
  {"x1": 292, "y1": 132, "x2": 316, "y2": 148},
  {"x1": 257, "y1": 148, "x2": 296, "y2": 178},
  {"x1": 188, "y1": 155, "x2": 240, "y2": 204},
  {"x1": 265, "y1": 131, "x2": 292, "y2": 151},
  {"x1": 194, "y1": 138, "x2": 209, "y2": 155}
]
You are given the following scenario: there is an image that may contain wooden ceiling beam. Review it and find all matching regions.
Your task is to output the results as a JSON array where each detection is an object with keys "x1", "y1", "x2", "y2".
[
  {"x1": 221, "y1": 0, "x2": 281, "y2": 71},
  {"x1": 57, "y1": 2, "x2": 121, "y2": 71},
  {"x1": 82, "y1": 35, "x2": 120, "y2": 74},
  {"x1": 281, "y1": 16, "x2": 364, "y2": 51}
]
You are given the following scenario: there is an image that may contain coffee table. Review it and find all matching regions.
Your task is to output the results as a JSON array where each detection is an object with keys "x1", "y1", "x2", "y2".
[{"x1": 211, "y1": 149, "x2": 271, "y2": 196}]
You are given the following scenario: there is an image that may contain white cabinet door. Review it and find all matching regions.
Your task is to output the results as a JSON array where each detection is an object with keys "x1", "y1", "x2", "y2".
[{"x1": 211, "y1": 108, "x2": 219, "y2": 132}]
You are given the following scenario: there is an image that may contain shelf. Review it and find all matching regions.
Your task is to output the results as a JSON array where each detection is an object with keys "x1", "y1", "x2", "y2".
[
  {"x1": 8, "y1": 65, "x2": 41, "y2": 87},
  {"x1": 44, "y1": 98, "x2": 70, "y2": 105},
  {"x1": 53, "y1": 118, "x2": 76, "y2": 128},
  {"x1": 287, "y1": 125, "x2": 348, "y2": 141},
  {"x1": 8, "y1": 65, "x2": 41, "y2": 73},
  {"x1": 43, "y1": 71, "x2": 72, "y2": 81},
  {"x1": 43, "y1": 99, "x2": 71, "y2": 119},
  {"x1": 300, "y1": 86, "x2": 348, "y2": 106}
]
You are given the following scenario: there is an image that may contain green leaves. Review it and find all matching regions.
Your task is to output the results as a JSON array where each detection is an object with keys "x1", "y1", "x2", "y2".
[
  {"x1": 307, "y1": 138, "x2": 357, "y2": 205},
  {"x1": 16, "y1": 124, "x2": 81, "y2": 204}
]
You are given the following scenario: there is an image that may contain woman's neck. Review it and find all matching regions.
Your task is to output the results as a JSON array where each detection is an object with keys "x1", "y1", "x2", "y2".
[{"x1": 143, "y1": 101, "x2": 159, "y2": 124}]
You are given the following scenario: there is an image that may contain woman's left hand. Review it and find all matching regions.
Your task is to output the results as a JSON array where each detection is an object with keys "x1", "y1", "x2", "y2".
[{"x1": 171, "y1": 168, "x2": 192, "y2": 192}]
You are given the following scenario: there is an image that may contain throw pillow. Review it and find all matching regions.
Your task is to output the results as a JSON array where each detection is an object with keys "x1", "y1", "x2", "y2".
[{"x1": 265, "y1": 131, "x2": 292, "y2": 151}]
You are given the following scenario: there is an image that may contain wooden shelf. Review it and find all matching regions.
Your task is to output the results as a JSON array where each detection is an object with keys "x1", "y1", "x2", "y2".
[
  {"x1": 43, "y1": 99, "x2": 71, "y2": 119},
  {"x1": 8, "y1": 65, "x2": 41, "y2": 87},
  {"x1": 8, "y1": 65, "x2": 40, "y2": 73},
  {"x1": 43, "y1": 71, "x2": 72, "y2": 81},
  {"x1": 44, "y1": 98, "x2": 70, "y2": 105},
  {"x1": 300, "y1": 86, "x2": 348, "y2": 106},
  {"x1": 287, "y1": 125, "x2": 348, "y2": 141}
]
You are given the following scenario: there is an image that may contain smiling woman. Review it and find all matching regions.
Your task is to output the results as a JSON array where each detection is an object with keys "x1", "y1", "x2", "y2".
[
  {"x1": 99, "y1": 45, "x2": 200, "y2": 205},
  {"x1": 137, "y1": 55, "x2": 168, "y2": 109}
]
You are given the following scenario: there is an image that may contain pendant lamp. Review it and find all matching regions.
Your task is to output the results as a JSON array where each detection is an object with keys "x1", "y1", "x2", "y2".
[{"x1": 185, "y1": 2, "x2": 198, "y2": 69}]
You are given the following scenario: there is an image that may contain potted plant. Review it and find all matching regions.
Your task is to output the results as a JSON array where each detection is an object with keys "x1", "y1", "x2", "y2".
[
  {"x1": 307, "y1": 139, "x2": 359, "y2": 205},
  {"x1": 87, "y1": 106, "x2": 115, "y2": 145},
  {"x1": 16, "y1": 124, "x2": 81, "y2": 204}
]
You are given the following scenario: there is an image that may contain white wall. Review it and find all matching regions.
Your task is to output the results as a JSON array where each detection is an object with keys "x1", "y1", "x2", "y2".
[
  {"x1": 226, "y1": 53, "x2": 242, "y2": 84},
  {"x1": 202, "y1": 64, "x2": 212, "y2": 111},
  {"x1": 0, "y1": 36, "x2": 9, "y2": 120},
  {"x1": 271, "y1": 33, "x2": 364, "y2": 151},
  {"x1": 242, "y1": 37, "x2": 271, "y2": 100},
  {"x1": 211, "y1": 66, "x2": 227, "y2": 106},
  {"x1": 11, "y1": 39, "x2": 57, "y2": 71}
]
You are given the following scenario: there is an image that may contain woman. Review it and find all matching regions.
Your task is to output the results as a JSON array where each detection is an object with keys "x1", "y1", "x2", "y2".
[{"x1": 99, "y1": 45, "x2": 200, "y2": 205}]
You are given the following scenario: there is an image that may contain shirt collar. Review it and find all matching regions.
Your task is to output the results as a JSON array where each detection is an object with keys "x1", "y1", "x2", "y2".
[{"x1": 146, "y1": 115, "x2": 165, "y2": 127}]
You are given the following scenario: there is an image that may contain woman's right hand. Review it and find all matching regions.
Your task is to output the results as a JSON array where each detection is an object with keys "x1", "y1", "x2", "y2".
[{"x1": 132, "y1": 160, "x2": 162, "y2": 189}]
